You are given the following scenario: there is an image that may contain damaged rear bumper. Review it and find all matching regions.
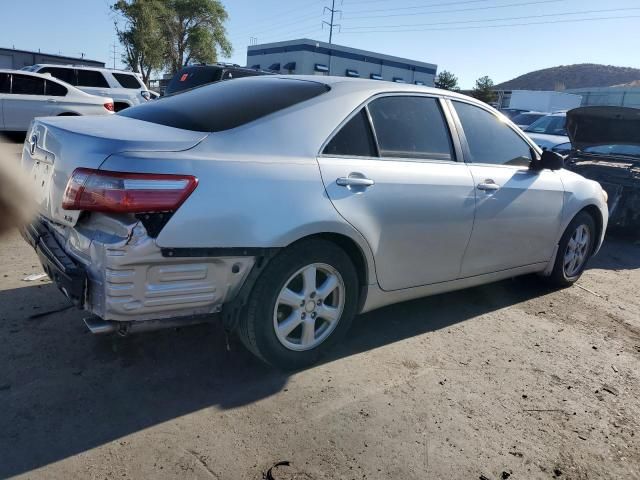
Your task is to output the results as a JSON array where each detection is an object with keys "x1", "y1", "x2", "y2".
[{"x1": 24, "y1": 214, "x2": 256, "y2": 324}]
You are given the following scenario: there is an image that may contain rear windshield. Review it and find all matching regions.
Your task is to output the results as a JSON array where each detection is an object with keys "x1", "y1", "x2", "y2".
[
  {"x1": 525, "y1": 115, "x2": 567, "y2": 136},
  {"x1": 165, "y1": 66, "x2": 223, "y2": 95},
  {"x1": 119, "y1": 77, "x2": 330, "y2": 132}
]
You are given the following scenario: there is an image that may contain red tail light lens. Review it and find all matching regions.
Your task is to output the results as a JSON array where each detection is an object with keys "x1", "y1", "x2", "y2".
[
  {"x1": 104, "y1": 102, "x2": 115, "y2": 112},
  {"x1": 62, "y1": 168, "x2": 198, "y2": 213}
]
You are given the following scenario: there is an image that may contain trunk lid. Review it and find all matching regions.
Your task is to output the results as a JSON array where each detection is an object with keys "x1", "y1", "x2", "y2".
[{"x1": 22, "y1": 115, "x2": 208, "y2": 226}]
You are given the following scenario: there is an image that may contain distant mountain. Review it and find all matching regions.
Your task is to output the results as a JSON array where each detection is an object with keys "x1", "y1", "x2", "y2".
[{"x1": 496, "y1": 64, "x2": 640, "y2": 90}]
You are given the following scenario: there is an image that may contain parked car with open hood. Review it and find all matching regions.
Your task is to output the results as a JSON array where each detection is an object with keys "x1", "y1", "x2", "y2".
[
  {"x1": 564, "y1": 106, "x2": 640, "y2": 231},
  {"x1": 21, "y1": 76, "x2": 608, "y2": 369},
  {"x1": 524, "y1": 112, "x2": 569, "y2": 150},
  {"x1": 0, "y1": 69, "x2": 114, "y2": 132}
]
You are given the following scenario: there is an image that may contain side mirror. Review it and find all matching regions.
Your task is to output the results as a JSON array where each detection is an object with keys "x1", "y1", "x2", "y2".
[{"x1": 537, "y1": 150, "x2": 564, "y2": 171}]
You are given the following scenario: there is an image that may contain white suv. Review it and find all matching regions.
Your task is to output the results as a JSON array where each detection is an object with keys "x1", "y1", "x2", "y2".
[{"x1": 22, "y1": 64, "x2": 150, "y2": 111}]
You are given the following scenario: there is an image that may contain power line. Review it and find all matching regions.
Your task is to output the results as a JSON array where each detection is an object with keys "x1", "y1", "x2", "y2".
[
  {"x1": 344, "y1": 0, "x2": 489, "y2": 14},
  {"x1": 339, "y1": 13, "x2": 640, "y2": 34},
  {"x1": 342, "y1": 0, "x2": 565, "y2": 20},
  {"x1": 341, "y1": 6, "x2": 640, "y2": 30},
  {"x1": 230, "y1": 0, "x2": 324, "y2": 37}
]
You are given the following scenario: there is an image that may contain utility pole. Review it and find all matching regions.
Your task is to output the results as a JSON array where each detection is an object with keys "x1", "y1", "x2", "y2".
[
  {"x1": 110, "y1": 44, "x2": 118, "y2": 69},
  {"x1": 322, "y1": 0, "x2": 341, "y2": 44}
]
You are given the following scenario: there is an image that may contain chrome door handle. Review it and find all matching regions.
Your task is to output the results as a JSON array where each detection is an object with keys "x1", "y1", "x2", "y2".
[
  {"x1": 477, "y1": 180, "x2": 500, "y2": 191},
  {"x1": 336, "y1": 176, "x2": 375, "y2": 187},
  {"x1": 47, "y1": 99, "x2": 57, "y2": 103}
]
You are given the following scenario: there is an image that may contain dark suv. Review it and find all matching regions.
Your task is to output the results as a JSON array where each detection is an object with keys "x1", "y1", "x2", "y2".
[{"x1": 164, "y1": 64, "x2": 271, "y2": 95}]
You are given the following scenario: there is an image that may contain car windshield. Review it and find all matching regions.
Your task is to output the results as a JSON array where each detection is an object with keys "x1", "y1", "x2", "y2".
[
  {"x1": 119, "y1": 76, "x2": 330, "y2": 132},
  {"x1": 512, "y1": 113, "x2": 545, "y2": 126},
  {"x1": 583, "y1": 144, "x2": 640, "y2": 158},
  {"x1": 525, "y1": 115, "x2": 567, "y2": 135}
]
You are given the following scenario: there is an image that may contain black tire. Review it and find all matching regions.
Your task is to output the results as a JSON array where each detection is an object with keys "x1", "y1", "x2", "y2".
[
  {"x1": 546, "y1": 211, "x2": 596, "y2": 287},
  {"x1": 238, "y1": 239, "x2": 359, "y2": 370}
]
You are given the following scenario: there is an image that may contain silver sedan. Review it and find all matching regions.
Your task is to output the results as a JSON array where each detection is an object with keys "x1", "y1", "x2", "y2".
[{"x1": 21, "y1": 76, "x2": 609, "y2": 369}]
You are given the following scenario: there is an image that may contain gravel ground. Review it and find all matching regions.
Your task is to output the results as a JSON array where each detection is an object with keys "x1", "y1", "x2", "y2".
[{"x1": 1, "y1": 138, "x2": 639, "y2": 479}]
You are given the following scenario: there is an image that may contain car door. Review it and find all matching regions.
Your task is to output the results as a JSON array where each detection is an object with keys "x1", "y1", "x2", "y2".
[
  {"x1": 317, "y1": 94, "x2": 476, "y2": 291},
  {"x1": 0, "y1": 73, "x2": 9, "y2": 129},
  {"x1": 448, "y1": 100, "x2": 564, "y2": 277},
  {"x1": 44, "y1": 79, "x2": 69, "y2": 114},
  {"x1": 3, "y1": 74, "x2": 47, "y2": 130}
]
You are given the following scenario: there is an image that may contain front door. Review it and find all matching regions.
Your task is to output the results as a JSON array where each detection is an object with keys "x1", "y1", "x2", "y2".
[
  {"x1": 450, "y1": 100, "x2": 564, "y2": 277},
  {"x1": 318, "y1": 95, "x2": 476, "y2": 291},
  {"x1": 3, "y1": 74, "x2": 47, "y2": 131}
]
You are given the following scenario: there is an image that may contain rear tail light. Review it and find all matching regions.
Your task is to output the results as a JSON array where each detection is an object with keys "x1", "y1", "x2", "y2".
[
  {"x1": 62, "y1": 168, "x2": 198, "y2": 213},
  {"x1": 104, "y1": 102, "x2": 115, "y2": 112}
]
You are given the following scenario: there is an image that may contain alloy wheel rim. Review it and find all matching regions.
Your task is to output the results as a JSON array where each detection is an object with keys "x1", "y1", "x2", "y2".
[
  {"x1": 563, "y1": 224, "x2": 590, "y2": 278},
  {"x1": 273, "y1": 263, "x2": 345, "y2": 351}
]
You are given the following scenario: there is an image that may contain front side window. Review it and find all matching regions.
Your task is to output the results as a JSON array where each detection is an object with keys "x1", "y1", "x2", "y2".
[
  {"x1": 368, "y1": 96, "x2": 454, "y2": 160},
  {"x1": 45, "y1": 80, "x2": 67, "y2": 96},
  {"x1": 323, "y1": 109, "x2": 377, "y2": 157},
  {"x1": 0, "y1": 73, "x2": 9, "y2": 93},
  {"x1": 113, "y1": 73, "x2": 143, "y2": 89},
  {"x1": 76, "y1": 70, "x2": 109, "y2": 88},
  {"x1": 453, "y1": 101, "x2": 532, "y2": 167},
  {"x1": 11, "y1": 75, "x2": 45, "y2": 95},
  {"x1": 39, "y1": 67, "x2": 76, "y2": 85}
]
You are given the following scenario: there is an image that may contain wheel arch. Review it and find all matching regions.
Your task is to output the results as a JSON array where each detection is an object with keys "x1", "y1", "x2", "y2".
[
  {"x1": 57, "y1": 112, "x2": 80, "y2": 116},
  {"x1": 580, "y1": 204, "x2": 604, "y2": 254},
  {"x1": 286, "y1": 232, "x2": 371, "y2": 312}
]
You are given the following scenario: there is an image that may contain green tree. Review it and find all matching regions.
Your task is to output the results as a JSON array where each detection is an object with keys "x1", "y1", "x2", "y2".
[
  {"x1": 472, "y1": 76, "x2": 497, "y2": 104},
  {"x1": 434, "y1": 70, "x2": 459, "y2": 91},
  {"x1": 112, "y1": 0, "x2": 166, "y2": 86},
  {"x1": 162, "y1": 0, "x2": 232, "y2": 73}
]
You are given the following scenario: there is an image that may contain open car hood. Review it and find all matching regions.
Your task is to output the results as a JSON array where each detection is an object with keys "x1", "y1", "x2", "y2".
[{"x1": 566, "y1": 106, "x2": 640, "y2": 151}]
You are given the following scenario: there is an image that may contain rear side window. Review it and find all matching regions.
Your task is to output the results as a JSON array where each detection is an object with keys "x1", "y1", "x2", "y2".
[
  {"x1": 165, "y1": 67, "x2": 223, "y2": 95},
  {"x1": 39, "y1": 67, "x2": 76, "y2": 85},
  {"x1": 368, "y1": 96, "x2": 454, "y2": 160},
  {"x1": 453, "y1": 101, "x2": 532, "y2": 166},
  {"x1": 0, "y1": 73, "x2": 9, "y2": 93},
  {"x1": 76, "y1": 70, "x2": 109, "y2": 88},
  {"x1": 120, "y1": 77, "x2": 330, "y2": 132},
  {"x1": 45, "y1": 80, "x2": 67, "y2": 96},
  {"x1": 113, "y1": 73, "x2": 143, "y2": 89},
  {"x1": 323, "y1": 109, "x2": 377, "y2": 157},
  {"x1": 12, "y1": 74, "x2": 45, "y2": 95}
]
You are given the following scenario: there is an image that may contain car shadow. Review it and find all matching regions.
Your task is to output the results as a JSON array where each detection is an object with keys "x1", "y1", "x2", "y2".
[{"x1": 0, "y1": 238, "x2": 637, "y2": 477}]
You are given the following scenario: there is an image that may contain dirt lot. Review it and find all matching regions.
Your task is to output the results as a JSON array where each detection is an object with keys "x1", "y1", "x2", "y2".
[{"x1": 1, "y1": 139, "x2": 640, "y2": 479}]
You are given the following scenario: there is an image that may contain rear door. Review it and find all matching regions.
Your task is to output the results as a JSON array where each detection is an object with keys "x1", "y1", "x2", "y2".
[
  {"x1": 318, "y1": 94, "x2": 476, "y2": 291},
  {"x1": 0, "y1": 73, "x2": 9, "y2": 129},
  {"x1": 449, "y1": 100, "x2": 564, "y2": 277},
  {"x1": 75, "y1": 69, "x2": 111, "y2": 98},
  {"x1": 3, "y1": 73, "x2": 47, "y2": 130}
]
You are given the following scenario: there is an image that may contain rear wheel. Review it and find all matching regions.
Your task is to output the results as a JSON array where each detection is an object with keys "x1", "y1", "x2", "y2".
[
  {"x1": 238, "y1": 239, "x2": 359, "y2": 370},
  {"x1": 546, "y1": 211, "x2": 596, "y2": 287}
]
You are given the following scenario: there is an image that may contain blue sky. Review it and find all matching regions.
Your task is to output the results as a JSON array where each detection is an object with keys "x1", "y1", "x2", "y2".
[{"x1": 1, "y1": 0, "x2": 639, "y2": 88}]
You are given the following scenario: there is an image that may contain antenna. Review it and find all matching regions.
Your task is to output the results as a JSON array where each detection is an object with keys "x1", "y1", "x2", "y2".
[{"x1": 249, "y1": 36, "x2": 258, "y2": 46}]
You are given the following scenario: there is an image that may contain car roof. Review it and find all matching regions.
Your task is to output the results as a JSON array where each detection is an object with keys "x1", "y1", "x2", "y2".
[
  {"x1": 268, "y1": 75, "x2": 478, "y2": 102},
  {"x1": 30, "y1": 64, "x2": 138, "y2": 74},
  {"x1": 0, "y1": 68, "x2": 87, "y2": 93}
]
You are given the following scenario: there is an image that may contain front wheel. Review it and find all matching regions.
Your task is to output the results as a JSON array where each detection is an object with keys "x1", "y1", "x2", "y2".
[
  {"x1": 546, "y1": 211, "x2": 596, "y2": 287},
  {"x1": 238, "y1": 239, "x2": 359, "y2": 370}
]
